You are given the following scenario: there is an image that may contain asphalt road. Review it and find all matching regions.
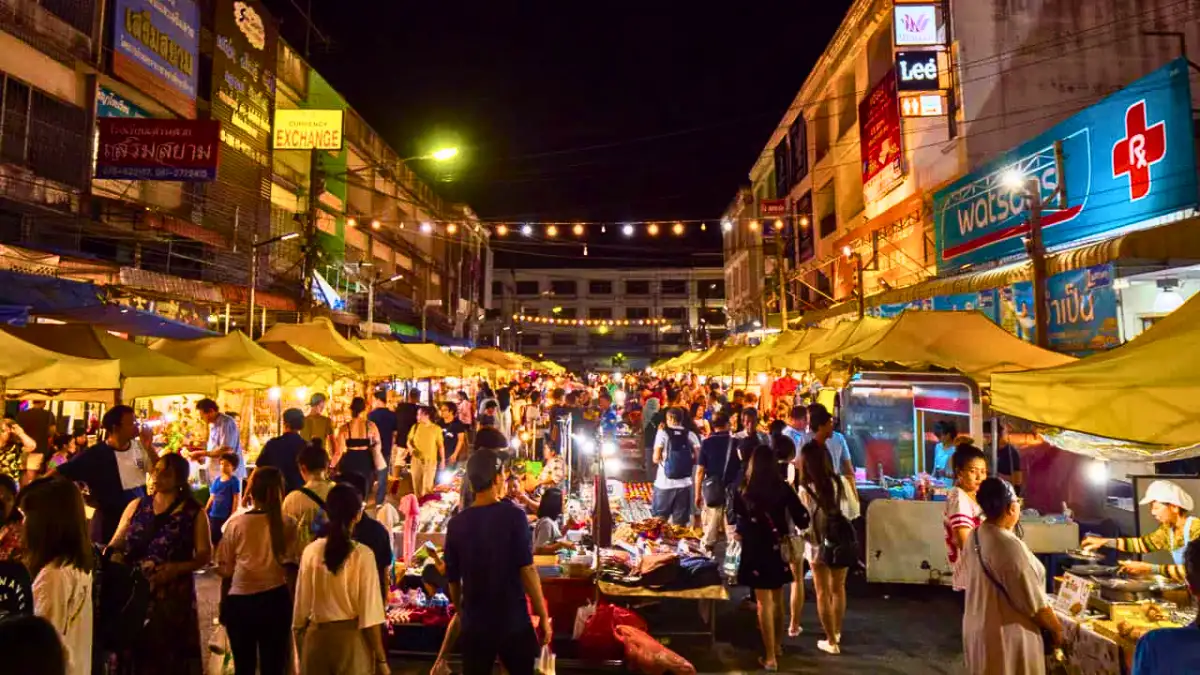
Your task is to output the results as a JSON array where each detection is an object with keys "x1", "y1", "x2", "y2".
[{"x1": 197, "y1": 568, "x2": 965, "y2": 674}]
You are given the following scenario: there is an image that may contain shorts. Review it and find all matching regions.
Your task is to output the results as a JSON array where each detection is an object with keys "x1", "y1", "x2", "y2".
[{"x1": 652, "y1": 486, "x2": 692, "y2": 526}]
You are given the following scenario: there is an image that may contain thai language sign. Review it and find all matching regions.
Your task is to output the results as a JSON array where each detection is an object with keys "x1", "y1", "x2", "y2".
[
  {"x1": 934, "y1": 59, "x2": 1197, "y2": 273},
  {"x1": 1001, "y1": 264, "x2": 1120, "y2": 355},
  {"x1": 933, "y1": 290, "x2": 999, "y2": 323},
  {"x1": 860, "y1": 69, "x2": 905, "y2": 204},
  {"x1": 112, "y1": 0, "x2": 199, "y2": 118},
  {"x1": 212, "y1": 0, "x2": 278, "y2": 169},
  {"x1": 96, "y1": 118, "x2": 220, "y2": 181},
  {"x1": 97, "y1": 87, "x2": 150, "y2": 119},
  {"x1": 273, "y1": 109, "x2": 344, "y2": 150}
]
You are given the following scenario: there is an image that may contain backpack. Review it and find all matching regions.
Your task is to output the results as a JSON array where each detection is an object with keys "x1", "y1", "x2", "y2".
[
  {"x1": 661, "y1": 427, "x2": 694, "y2": 480},
  {"x1": 802, "y1": 482, "x2": 859, "y2": 569},
  {"x1": 297, "y1": 487, "x2": 330, "y2": 545}
]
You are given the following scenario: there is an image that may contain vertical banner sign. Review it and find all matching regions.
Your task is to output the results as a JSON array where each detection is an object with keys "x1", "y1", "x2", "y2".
[
  {"x1": 788, "y1": 117, "x2": 808, "y2": 186},
  {"x1": 934, "y1": 59, "x2": 1198, "y2": 274},
  {"x1": 112, "y1": 0, "x2": 199, "y2": 119},
  {"x1": 773, "y1": 140, "x2": 790, "y2": 199},
  {"x1": 999, "y1": 265, "x2": 1119, "y2": 354},
  {"x1": 209, "y1": 0, "x2": 277, "y2": 247},
  {"x1": 859, "y1": 69, "x2": 905, "y2": 204}
]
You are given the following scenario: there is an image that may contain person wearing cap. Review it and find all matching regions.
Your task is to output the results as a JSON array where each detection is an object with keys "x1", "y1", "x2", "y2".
[
  {"x1": 1083, "y1": 479, "x2": 1200, "y2": 581},
  {"x1": 1131, "y1": 539, "x2": 1200, "y2": 675},
  {"x1": 300, "y1": 393, "x2": 334, "y2": 450}
]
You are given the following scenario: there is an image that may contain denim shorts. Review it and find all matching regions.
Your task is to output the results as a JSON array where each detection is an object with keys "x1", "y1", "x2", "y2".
[{"x1": 652, "y1": 485, "x2": 692, "y2": 525}]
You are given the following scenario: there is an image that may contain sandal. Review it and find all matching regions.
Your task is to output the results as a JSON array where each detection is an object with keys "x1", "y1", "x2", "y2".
[
  {"x1": 758, "y1": 657, "x2": 779, "y2": 672},
  {"x1": 787, "y1": 625, "x2": 802, "y2": 637}
]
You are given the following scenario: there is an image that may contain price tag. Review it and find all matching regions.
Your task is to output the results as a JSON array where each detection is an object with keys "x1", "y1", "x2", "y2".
[{"x1": 1053, "y1": 573, "x2": 1095, "y2": 617}]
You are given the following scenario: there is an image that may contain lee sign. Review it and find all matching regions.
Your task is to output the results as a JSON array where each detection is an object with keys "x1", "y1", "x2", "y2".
[
  {"x1": 896, "y1": 51, "x2": 940, "y2": 92},
  {"x1": 933, "y1": 59, "x2": 1198, "y2": 273},
  {"x1": 273, "y1": 109, "x2": 344, "y2": 150}
]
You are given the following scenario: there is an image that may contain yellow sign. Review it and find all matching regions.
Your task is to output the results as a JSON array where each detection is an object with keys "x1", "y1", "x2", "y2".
[{"x1": 273, "y1": 109, "x2": 344, "y2": 150}]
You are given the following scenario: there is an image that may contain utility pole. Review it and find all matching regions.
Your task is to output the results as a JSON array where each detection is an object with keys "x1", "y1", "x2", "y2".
[
  {"x1": 775, "y1": 224, "x2": 789, "y2": 331},
  {"x1": 1025, "y1": 177, "x2": 1048, "y2": 348},
  {"x1": 366, "y1": 268, "x2": 376, "y2": 334},
  {"x1": 248, "y1": 229, "x2": 258, "y2": 338},
  {"x1": 300, "y1": 151, "x2": 323, "y2": 320}
]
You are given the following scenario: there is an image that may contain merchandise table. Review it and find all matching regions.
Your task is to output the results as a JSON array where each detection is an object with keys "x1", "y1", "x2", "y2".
[{"x1": 597, "y1": 580, "x2": 728, "y2": 646}]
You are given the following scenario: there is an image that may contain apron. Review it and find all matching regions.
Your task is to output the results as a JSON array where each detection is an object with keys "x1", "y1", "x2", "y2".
[{"x1": 1168, "y1": 515, "x2": 1196, "y2": 565}]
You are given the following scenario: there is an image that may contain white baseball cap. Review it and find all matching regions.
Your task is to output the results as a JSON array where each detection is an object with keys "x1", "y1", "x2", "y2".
[{"x1": 1139, "y1": 480, "x2": 1195, "y2": 512}]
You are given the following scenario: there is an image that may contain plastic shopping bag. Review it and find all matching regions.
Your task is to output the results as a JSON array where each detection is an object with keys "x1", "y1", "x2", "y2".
[
  {"x1": 721, "y1": 540, "x2": 741, "y2": 584},
  {"x1": 614, "y1": 625, "x2": 697, "y2": 675},
  {"x1": 535, "y1": 645, "x2": 556, "y2": 675},
  {"x1": 578, "y1": 602, "x2": 649, "y2": 661},
  {"x1": 573, "y1": 601, "x2": 597, "y2": 640},
  {"x1": 205, "y1": 624, "x2": 235, "y2": 675}
]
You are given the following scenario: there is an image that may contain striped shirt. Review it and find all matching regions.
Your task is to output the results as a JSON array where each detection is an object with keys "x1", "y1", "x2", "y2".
[
  {"x1": 944, "y1": 487, "x2": 982, "y2": 591},
  {"x1": 1115, "y1": 518, "x2": 1200, "y2": 582}
]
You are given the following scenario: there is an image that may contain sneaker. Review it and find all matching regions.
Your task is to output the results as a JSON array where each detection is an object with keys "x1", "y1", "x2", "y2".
[
  {"x1": 787, "y1": 625, "x2": 803, "y2": 638},
  {"x1": 818, "y1": 639, "x2": 841, "y2": 655}
]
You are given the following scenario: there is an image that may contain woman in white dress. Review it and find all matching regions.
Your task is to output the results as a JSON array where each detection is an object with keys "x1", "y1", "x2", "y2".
[{"x1": 962, "y1": 478, "x2": 1062, "y2": 675}]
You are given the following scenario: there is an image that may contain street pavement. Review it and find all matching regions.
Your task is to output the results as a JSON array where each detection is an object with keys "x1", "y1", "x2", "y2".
[{"x1": 196, "y1": 568, "x2": 965, "y2": 674}]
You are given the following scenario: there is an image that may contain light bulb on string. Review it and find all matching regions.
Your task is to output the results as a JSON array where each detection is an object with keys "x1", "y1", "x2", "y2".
[
  {"x1": 521, "y1": 224, "x2": 533, "y2": 237},
  {"x1": 546, "y1": 225, "x2": 559, "y2": 238},
  {"x1": 601, "y1": 225, "x2": 607, "y2": 233},
  {"x1": 672, "y1": 222, "x2": 684, "y2": 236},
  {"x1": 420, "y1": 222, "x2": 433, "y2": 234},
  {"x1": 700, "y1": 223, "x2": 707, "y2": 232},
  {"x1": 622, "y1": 224, "x2": 634, "y2": 237},
  {"x1": 446, "y1": 222, "x2": 457, "y2": 234},
  {"x1": 749, "y1": 220, "x2": 760, "y2": 231},
  {"x1": 721, "y1": 219, "x2": 732, "y2": 232},
  {"x1": 647, "y1": 223, "x2": 660, "y2": 236},
  {"x1": 572, "y1": 224, "x2": 585, "y2": 236},
  {"x1": 496, "y1": 224, "x2": 509, "y2": 236},
  {"x1": 347, "y1": 217, "x2": 358, "y2": 228},
  {"x1": 773, "y1": 219, "x2": 784, "y2": 231},
  {"x1": 371, "y1": 219, "x2": 381, "y2": 230},
  {"x1": 583, "y1": 244, "x2": 589, "y2": 256}
]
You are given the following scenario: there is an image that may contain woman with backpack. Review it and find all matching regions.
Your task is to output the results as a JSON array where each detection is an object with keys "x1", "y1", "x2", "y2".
[
  {"x1": 292, "y1": 484, "x2": 389, "y2": 675},
  {"x1": 108, "y1": 452, "x2": 210, "y2": 675},
  {"x1": 732, "y1": 444, "x2": 810, "y2": 672},
  {"x1": 283, "y1": 441, "x2": 337, "y2": 552},
  {"x1": 216, "y1": 466, "x2": 299, "y2": 675},
  {"x1": 797, "y1": 440, "x2": 860, "y2": 655},
  {"x1": 20, "y1": 476, "x2": 93, "y2": 675}
]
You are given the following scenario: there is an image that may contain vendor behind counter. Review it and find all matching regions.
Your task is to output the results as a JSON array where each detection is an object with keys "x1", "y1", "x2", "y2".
[{"x1": 1083, "y1": 480, "x2": 1200, "y2": 582}]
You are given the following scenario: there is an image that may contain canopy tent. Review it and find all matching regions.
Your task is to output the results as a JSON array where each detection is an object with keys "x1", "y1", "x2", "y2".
[
  {"x1": 259, "y1": 318, "x2": 397, "y2": 378},
  {"x1": 464, "y1": 347, "x2": 530, "y2": 372},
  {"x1": 260, "y1": 342, "x2": 359, "y2": 380},
  {"x1": 748, "y1": 328, "x2": 831, "y2": 373},
  {"x1": 149, "y1": 332, "x2": 332, "y2": 390},
  {"x1": 5, "y1": 325, "x2": 216, "y2": 401},
  {"x1": 393, "y1": 343, "x2": 473, "y2": 378},
  {"x1": 537, "y1": 360, "x2": 567, "y2": 374},
  {"x1": 352, "y1": 339, "x2": 418, "y2": 379},
  {"x1": 0, "y1": 329, "x2": 121, "y2": 399},
  {"x1": 812, "y1": 311, "x2": 1073, "y2": 383},
  {"x1": 990, "y1": 293, "x2": 1200, "y2": 455},
  {"x1": 772, "y1": 317, "x2": 891, "y2": 374},
  {"x1": 694, "y1": 345, "x2": 757, "y2": 377}
]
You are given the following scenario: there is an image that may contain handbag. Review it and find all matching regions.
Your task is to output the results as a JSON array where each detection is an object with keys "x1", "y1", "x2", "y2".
[
  {"x1": 971, "y1": 529, "x2": 1060, "y2": 659},
  {"x1": 701, "y1": 436, "x2": 734, "y2": 507}
]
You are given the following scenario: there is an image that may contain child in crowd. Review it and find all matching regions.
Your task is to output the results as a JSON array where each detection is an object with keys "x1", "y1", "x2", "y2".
[{"x1": 205, "y1": 452, "x2": 241, "y2": 545}]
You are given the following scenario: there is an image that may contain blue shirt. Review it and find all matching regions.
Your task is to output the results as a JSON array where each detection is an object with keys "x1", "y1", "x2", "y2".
[
  {"x1": 782, "y1": 426, "x2": 809, "y2": 452},
  {"x1": 207, "y1": 413, "x2": 245, "y2": 482},
  {"x1": 368, "y1": 407, "x2": 399, "y2": 464},
  {"x1": 826, "y1": 431, "x2": 853, "y2": 472},
  {"x1": 1132, "y1": 624, "x2": 1200, "y2": 675},
  {"x1": 933, "y1": 442, "x2": 954, "y2": 474},
  {"x1": 256, "y1": 432, "x2": 306, "y2": 493},
  {"x1": 208, "y1": 475, "x2": 240, "y2": 520},
  {"x1": 444, "y1": 501, "x2": 534, "y2": 634},
  {"x1": 698, "y1": 431, "x2": 739, "y2": 488}
]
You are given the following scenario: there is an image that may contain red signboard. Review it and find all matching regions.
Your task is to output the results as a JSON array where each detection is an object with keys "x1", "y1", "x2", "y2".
[
  {"x1": 859, "y1": 69, "x2": 905, "y2": 203},
  {"x1": 760, "y1": 199, "x2": 787, "y2": 217},
  {"x1": 96, "y1": 118, "x2": 220, "y2": 181}
]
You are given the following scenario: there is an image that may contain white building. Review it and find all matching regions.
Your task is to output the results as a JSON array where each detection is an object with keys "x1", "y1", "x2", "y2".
[{"x1": 490, "y1": 266, "x2": 726, "y2": 371}]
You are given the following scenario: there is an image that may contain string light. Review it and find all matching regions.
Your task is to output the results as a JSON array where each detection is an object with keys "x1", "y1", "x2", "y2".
[
  {"x1": 496, "y1": 224, "x2": 509, "y2": 236},
  {"x1": 799, "y1": 216, "x2": 810, "y2": 227},
  {"x1": 622, "y1": 224, "x2": 634, "y2": 236},
  {"x1": 347, "y1": 217, "x2": 357, "y2": 228},
  {"x1": 546, "y1": 225, "x2": 558, "y2": 237},
  {"x1": 672, "y1": 222, "x2": 684, "y2": 236},
  {"x1": 583, "y1": 244, "x2": 588, "y2": 256},
  {"x1": 700, "y1": 223, "x2": 707, "y2": 231},
  {"x1": 513, "y1": 314, "x2": 672, "y2": 327},
  {"x1": 749, "y1": 220, "x2": 760, "y2": 231},
  {"x1": 646, "y1": 223, "x2": 659, "y2": 236},
  {"x1": 721, "y1": 219, "x2": 732, "y2": 232},
  {"x1": 447, "y1": 223, "x2": 458, "y2": 234},
  {"x1": 601, "y1": 225, "x2": 607, "y2": 233},
  {"x1": 420, "y1": 222, "x2": 433, "y2": 234},
  {"x1": 773, "y1": 219, "x2": 784, "y2": 231},
  {"x1": 521, "y1": 224, "x2": 533, "y2": 236},
  {"x1": 572, "y1": 224, "x2": 585, "y2": 236},
  {"x1": 371, "y1": 219, "x2": 382, "y2": 230}
]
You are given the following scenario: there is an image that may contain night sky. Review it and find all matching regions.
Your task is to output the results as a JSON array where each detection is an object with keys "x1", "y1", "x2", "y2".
[{"x1": 263, "y1": 2, "x2": 853, "y2": 266}]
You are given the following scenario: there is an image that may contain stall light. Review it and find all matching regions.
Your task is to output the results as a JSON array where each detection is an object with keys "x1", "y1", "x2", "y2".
[
  {"x1": 447, "y1": 223, "x2": 458, "y2": 234},
  {"x1": 164, "y1": 411, "x2": 177, "y2": 423},
  {"x1": 295, "y1": 386, "x2": 308, "y2": 401},
  {"x1": 268, "y1": 387, "x2": 282, "y2": 401},
  {"x1": 371, "y1": 219, "x2": 381, "y2": 230},
  {"x1": 347, "y1": 218, "x2": 358, "y2": 228},
  {"x1": 521, "y1": 224, "x2": 534, "y2": 237},
  {"x1": 601, "y1": 441, "x2": 617, "y2": 458},
  {"x1": 748, "y1": 220, "x2": 760, "y2": 231},
  {"x1": 509, "y1": 436, "x2": 523, "y2": 450},
  {"x1": 546, "y1": 225, "x2": 559, "y2": 238},
  {"x1": 672, "y1": 222, "x2": 684, "y2": 236},
  {"x1": 207, "y1": 314, "x2": 219, "y2": 324},
  {"x1": 774, "y1": 219, "x2": 784, "y2": 231},
  {"x1": 1002, "y1": 168, "x2": 1026, "y2": 190},
  {"x1": 622, "y1": 224, "x2": 635, "y2": 237},
  {"x1": 646, "y1": 223, "x2": 660, "y2": 236},
  {"x1": 437, "y1": 469, "x2": 456, "y2": 485},
  {"x1": 575, "y1": 435, "x2": 596, "y2": 454},
  {"x1": 1086, "y1": 461, "x2": 1109, "y2": 486},
  {"x1": 420, "y1": 222, "x2": 433, "y2": 234},
  {"x1": 604, "y1": 458, "x2": 624, "y2": 474},
  {"x1": 496, "y1": 224, "x2": 509, "y2": 236},
  {"x1": 721, "y1": 219, "x2": 733, "y2": 233},
  {"x1": 757, "y1": 372, "x2": 768, "y2": 385}
]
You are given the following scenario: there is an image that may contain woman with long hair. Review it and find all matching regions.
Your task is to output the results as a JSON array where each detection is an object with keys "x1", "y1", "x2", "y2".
[
  {"x1": 962, "y1": 478, "x2": 1062, "y2": 674},
  {"x1": 0, "y1": 474, "x2": 22, "y2": 561},
  {"x1": 335, "y1": 397, "x2": 383, "y2": 493},
  {"x1": 21, "y1": 476, "x2": 94, "y2": 675},
  {"x1": 293, "y1": 484, "x2": 388, "y2": 675},
  {"x1": 216, "y1": 466, "x2": 299, "y2": 675},
  {"x1": 797, "y1": 440, "x2": 860, "y2": 655},
  {"x1": 108, "y1": 453, "x2": 210, "y2": 675},
  {"x1": 943, "y1": 445, "x2": 988, "y2": 592},
  {"x1": 732, "y1": 445, "x2": 810, "y2": 672},
  {"x1": 690, "y1": 401, "x2": 711, "y2": 438}
]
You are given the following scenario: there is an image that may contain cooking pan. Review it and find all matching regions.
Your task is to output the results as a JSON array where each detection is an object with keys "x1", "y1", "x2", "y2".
[
  {"x1": 1067, "y1": 564, "x2": 1117, "y2": 577},
  {"x1": 1065, "y1": 548, "x2": 1105, "y2": 562}
]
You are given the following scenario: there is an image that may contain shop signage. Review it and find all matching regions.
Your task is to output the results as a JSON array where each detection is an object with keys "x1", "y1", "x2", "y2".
[
  {"x1": 760, "y1": 199, "x2": 787, "y2": 217},
  {"x1": 859, "y1": 69, "x2": 905, "y2": 204},
  {"x1": 870, "y1": 299, "x2": 931, "y2": 318},
  {"x1": 893, "y1": 4, "x2": 940, "y2": 46},
  {"x1": 112, "y1": 0, "x2": 199, "y2": 119},
  {"x1": 773, "y1": 141, "x2": 790, "y2": 199},
  {"x1": 933, "y1": 290, "x2": 999, "y2": 323},
  {"x1": 795, "y1": 192, "x2": 814, "y2": 263},
  {"x1": 97, "y1": 87, "x2": 150, "y2": 119},
  {"x1": 1001, "y1": 264, "x2": 1120, "y2": 355},
  {"x1": 211, "y1": 0, "x2": 278, "y2": 169},
  {"x1": 934, "y1": 59, "x2": 1198, "y2": 274},
  {"x1": 788, "y1": 117, "x2": 808, "y2": 186},
  {"x1": 896, "y1": 51, "x2": 941, "y2": 91},
  {"x1": 273, "y1": 109, "x2": 344, "y2": 150},
  {"x1": 95, "y1": 118, "x2": 220, "y2": 181},
  {"x1": 900, "y1": 93, "x2": 945, "y2": 117}
]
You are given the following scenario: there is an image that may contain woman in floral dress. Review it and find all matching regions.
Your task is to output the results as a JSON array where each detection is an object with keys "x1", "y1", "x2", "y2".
[{"x1": 109, "y1": 453, "x2": 211, "y2": 675}]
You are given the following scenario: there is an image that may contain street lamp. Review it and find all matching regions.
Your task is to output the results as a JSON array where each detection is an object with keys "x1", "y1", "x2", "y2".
[
  {"x1": 429, "y1": 147, "x2": 458, "y2": 161},
  {"x1": 248, "y1": 231, "x2": 300, "y2": 338}
]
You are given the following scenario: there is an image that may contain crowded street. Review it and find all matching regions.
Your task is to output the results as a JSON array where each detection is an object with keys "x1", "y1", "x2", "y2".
[{"x1": 3, "y1": 1, "x2": 1200, "y2": 675}]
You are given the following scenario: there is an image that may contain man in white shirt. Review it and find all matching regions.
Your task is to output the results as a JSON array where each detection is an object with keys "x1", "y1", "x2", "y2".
[
  {"x1": 196, "y1": 398, "x2": 244, "y2": 485},
  {"x1": 782, "y1": 405, "x2": 810, "y2": 460},
  {"x1": 652, "y1": 409, "x2": 702, "y2": 526}
]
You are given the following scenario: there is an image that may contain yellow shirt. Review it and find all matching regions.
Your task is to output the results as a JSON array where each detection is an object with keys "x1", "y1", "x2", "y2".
[
  {"x1": 300, "y1": 414, "x2": 333, "y2": 445},
  {"x1": 406, "y1": 421, "x2": 444, "y2": 464}
]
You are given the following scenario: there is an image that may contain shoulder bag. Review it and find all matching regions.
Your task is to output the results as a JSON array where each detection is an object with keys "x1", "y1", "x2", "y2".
[
  {"x1": 971, "y1": 529, "x2": 1059, "y2": 660},
  {"x1": 800, "y1": 482, "x2": 858, "y2": 568},
  {"x1": 701, "y1": 436, "x2": 734, "y2": 508}
]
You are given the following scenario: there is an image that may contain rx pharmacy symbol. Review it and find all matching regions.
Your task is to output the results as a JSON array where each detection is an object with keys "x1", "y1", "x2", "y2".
[{"x1": 1111, "y1": 100, "x2": 1166, "y2": 201}]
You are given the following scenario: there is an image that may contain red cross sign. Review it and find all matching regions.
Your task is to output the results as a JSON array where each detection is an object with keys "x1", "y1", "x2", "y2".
[{"x1": 1111, "y1": 100, "x2": 1166, "y2": 201}]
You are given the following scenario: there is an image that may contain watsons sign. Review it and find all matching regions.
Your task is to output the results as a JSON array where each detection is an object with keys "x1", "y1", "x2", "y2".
[
  {"x1": 933, "y1": 59, "x2": 1198, "y2": 274},
  {"x1": 113, "y1": 0, "x2": 199, "y2": 119}
]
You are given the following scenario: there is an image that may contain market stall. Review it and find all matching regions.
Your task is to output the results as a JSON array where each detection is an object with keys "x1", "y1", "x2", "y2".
[{"x1": 0, "y1": 327, "x2": 122, "y2": 400}]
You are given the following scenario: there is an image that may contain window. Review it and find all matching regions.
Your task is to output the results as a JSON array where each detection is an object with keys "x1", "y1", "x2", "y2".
[
  {"x1": 629, "y1": 332, "x2": 651, "y2": 345},
  {"x1": 550, "y1": 280, "x2": 576, "y2": 296},
  {"x1": 625, "y1": 280, "x2": 650, "y2": 295},
  {"x1": 663, "y1": 331, "x2": 686, "y2": 345},
  {"x1": 661, "y1": 280, "x2": 687, "y2": 295},
  {"x1": 588, "y1": 307, "x2": 613, "y2": 320},
  {"x1": 625, "y1": 306, "x2": 651, "y2": 320},
  {"x1": 0, "y1": 79, "x2": 89, "y2": 189},
  {"x1": 555, "y1": 307, "x2": 577, "y2": 319},
  {"x1": 588, "y1": 280, "x2": 612, "y2": 295},
  {"x1": 552, "y1": 333, "x2": 576, "y2": 346},
  {"x1": 836, "y1": 71, "x2": 857, "y2": 138},
  {"x1": 661, "y1": 306, "x2": 687, "y2": 321},
  {"x1": 491, "y1": 281, "x2": 504, "y2": 297},
  {"x1": 524, "y1": 308, "x2": 539, "y2": 317},
  {"x1": 819, "y1": 213, "x2": 838, "y2": 239},
  {"x1": 700, "y1": 308, "x2": 726, "y2": 326},
  {"x1": 520, "y1": 334, "x2": 541, "y2": 347},
  {"x1": 698, "y1": 280, "x2": 725, "y2": 298},
  {"x1": 515, "y1": 280, "x2": 539, "y2": 295}
]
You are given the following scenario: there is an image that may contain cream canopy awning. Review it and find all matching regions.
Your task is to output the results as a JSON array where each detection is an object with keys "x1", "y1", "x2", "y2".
[
  {"x1": 812, "y1": 310, "x2": 1074, "y2": 383},
  {"x1": 259, "y1": 318, "x2": 397, "y2": 377},
  {"x1": 774, "y1": 317, "x2": 892, "y2": 373},
  {"x1": 149, "y1": 332, "x2": 332, "y2": 390},
  {"x1": 0, "y1": 329, "x2": 121, "y2": 400},
  {"x1": 392, "y1": 343, "x2": 474, "y2": 378},
  {"x1": 5, "y1": 325, "x2": 216, "y2": 401},
  {"x1": 990, "y1": 292, "x2": 1200, "y2": 452},
  {"x1": 260, "y1": 342, "x2": 359, "y2": 380}
]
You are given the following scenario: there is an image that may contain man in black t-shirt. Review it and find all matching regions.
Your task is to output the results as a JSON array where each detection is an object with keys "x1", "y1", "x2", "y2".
[
  {"x1": 440, "y1": 401, "x2": 468, "y2": 465},
  {"x1": 256, "y1": 408, "x2": 306, "y2": 493},
  {"x1": 55, "y1": 405, "x2": 141, "y2": 544},
  {"x1": 395, "y1": 389, "x2": 421, "y2": 451}
]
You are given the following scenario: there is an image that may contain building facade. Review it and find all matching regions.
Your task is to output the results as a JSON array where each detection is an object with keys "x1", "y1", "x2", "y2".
[
  {"x1": 724, "y1": 0, "x2": 1200, "y2": 335},
  {"x1": 490, "y1": 267, "x2": 726, "y2": 372},
  {"x1": 0, "y1": 0, "x2": 487, "y2": 342}
]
